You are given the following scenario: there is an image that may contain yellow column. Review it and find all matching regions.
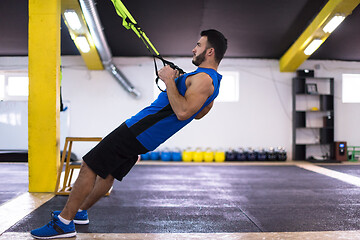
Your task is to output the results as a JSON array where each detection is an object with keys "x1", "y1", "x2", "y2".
[{"x1": 28, "y1": 0, "x2": 61, "y2": 192}]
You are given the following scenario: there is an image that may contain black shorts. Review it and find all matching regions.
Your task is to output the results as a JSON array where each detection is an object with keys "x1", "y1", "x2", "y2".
[{"x1": 83, "y1": 122, "x2": 148, "y2": 181}]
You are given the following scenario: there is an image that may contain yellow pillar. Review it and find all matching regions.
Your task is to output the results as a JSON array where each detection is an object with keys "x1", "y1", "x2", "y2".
[{"x1": 28, "y1": 0, "x2": 61, "y2": 192}]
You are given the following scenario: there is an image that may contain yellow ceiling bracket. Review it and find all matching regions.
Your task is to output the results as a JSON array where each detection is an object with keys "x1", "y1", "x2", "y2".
[
  {"x1": 62, "y1": 0, "x2": 103, "y2": 70},
  {"x1": 280, "y1": 0, "x2": 360, "y2": 72}
]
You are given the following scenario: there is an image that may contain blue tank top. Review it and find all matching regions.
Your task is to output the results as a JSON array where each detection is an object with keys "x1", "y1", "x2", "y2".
[{"x1": 125, "y1": 67, "x2": 222, "y2": 151}]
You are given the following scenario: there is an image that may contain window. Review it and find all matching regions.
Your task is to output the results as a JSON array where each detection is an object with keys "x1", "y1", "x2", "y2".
[
  {"x1": 217, "y1": 71, "x2": 239, "y2": 102},
  {"x1": 342, "y1": 74, "x2": 360, "y2": 103},
  {"x1": 0, "y1": 74, "x2": 29, "y2": 101},
  {"x1": 8, "y1": 76, "x2": 29, "y2": 97},
  {"x1": 153, "y1": 71, "x2": 239, "y2": 102}
]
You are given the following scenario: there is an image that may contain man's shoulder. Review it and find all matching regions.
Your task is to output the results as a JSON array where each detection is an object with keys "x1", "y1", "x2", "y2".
[
  {"x1": 188, "y1": 71, "x2": 212, "y2": 82},
  {"x1": 185, "y1": 72, "x2": 214, "y2": 96},
  {"x1": 186, "y1": 72, "x2": 212, "y2": 87}
]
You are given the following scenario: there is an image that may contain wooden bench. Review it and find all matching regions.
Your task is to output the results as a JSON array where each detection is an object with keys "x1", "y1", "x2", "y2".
[{"x1": 55, "y1": 137, "x2": 103, "y2": 195}]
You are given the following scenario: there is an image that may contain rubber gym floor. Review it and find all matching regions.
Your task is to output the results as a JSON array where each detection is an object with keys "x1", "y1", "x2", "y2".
[{"x1": 1, "y1": 161, "x2": 360, "y2": 239}]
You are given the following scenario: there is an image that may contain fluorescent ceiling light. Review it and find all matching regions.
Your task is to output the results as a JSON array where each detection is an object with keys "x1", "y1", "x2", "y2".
[
  {"x1": 75, "y1": 36, "x2": 90, "y2": 53},
  {"x1": 323, "y1": 15, "x2": 345, "y2": 33},
  {"x1": 304, "y1": 39, "x2": 323, "y2": 56},
  {"x1": 64, "y1": 10, "x2": 82, "y2": 31}
]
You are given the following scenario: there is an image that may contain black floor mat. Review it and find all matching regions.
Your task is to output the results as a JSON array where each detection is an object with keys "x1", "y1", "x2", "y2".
[{"x1": 8, "y1": 165, "x2": 360, "y2": 233}]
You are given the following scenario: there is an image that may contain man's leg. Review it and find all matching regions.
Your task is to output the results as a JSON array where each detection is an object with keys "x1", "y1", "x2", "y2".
[
  {"x1": 76, "y1": 156, "x2": 139, "y2": 211},
  {"x1": 59, "y1": 161, "x2": 97, "y2": 221},
  {"x1": 30, "y1": 161, "x2": 97, "y2": 239},
  {"x1": 78, "y1": 174, "x2": 114, "y2": 211}
]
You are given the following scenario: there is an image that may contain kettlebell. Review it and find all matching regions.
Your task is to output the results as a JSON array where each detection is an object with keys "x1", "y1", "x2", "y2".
[
  {"x1": 257, "y1": 148, "x2": 267, "y2": 161},
  {"x1": 182, "y1": 148, "x2": 193, "y2": 162},
  {"x1": 226, "y1": 149, "x2": 236, "y2": 161},
  {"x1": 140, "y1": 152, "x2": 150, "y2": 161},
  {"x1": 149, "y1": 151, "x2": 160, "y2": 160},
  {"x1": 277, "y1": 147, "x2": 287, "y2": 161},
  {"x1": 193, "y1": 148, "x2": 204, "y2": 162},
  {"x1": 236, "y1": 148, "x2": 247, "y2": 161},
  {"x1": 214, "y1": 149, "x2": 225, "y2": 162},
  {"x1": 160, "y1": 148, "x2": 172, "y2": 161},
  {"x1": 172, "y1": 148, "x2": 182, "y2": 161},
  {"x1": 204, "y1": 148, "x2": 214, "y2": 162}
]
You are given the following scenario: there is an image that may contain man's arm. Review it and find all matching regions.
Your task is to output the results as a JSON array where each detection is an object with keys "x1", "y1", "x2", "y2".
[
  {"x1": 194, "y1": 101, "x2": 214, "y2": 120},
  {"x1": 158, "y1": 66, "x2": 213, "y2": 121}
]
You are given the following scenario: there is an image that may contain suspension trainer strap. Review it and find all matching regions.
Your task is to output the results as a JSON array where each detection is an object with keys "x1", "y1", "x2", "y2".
[
  {"x1": 110, "y1": 0, "x2": 159, "y2": 55},
  {"x1": 110, "y1": 0, "x2": 185, "y2": 91}
]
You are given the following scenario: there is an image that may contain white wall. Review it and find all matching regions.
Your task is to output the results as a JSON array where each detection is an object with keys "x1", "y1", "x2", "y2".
[
  {"x1": 1, "y1": 56, "x2": 360, "y2": 159},
  {"x1": 0, "y1": 100, "x2": 70, "y2": 151},
  {"x1": 0, "y1": 57, "x2": 70, "y2": 152},
  {"x1": 58, "y1": 56, "x2": 294, "y2": 157}
]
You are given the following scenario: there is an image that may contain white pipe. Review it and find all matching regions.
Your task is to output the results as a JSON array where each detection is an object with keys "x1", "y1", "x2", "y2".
[{"x1": 79, "y1": 0, "x2": 141, "y2": 98}]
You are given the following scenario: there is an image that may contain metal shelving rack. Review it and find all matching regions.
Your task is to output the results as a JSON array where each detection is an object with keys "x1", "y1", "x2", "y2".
[{"x1": 292, "y1": 72, "x2": 334, "y2": 161}]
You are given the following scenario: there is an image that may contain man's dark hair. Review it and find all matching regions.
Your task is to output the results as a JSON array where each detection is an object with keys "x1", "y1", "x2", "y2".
[{"x1": 201, "y1": 29, "x2": 228, "y2": 64}]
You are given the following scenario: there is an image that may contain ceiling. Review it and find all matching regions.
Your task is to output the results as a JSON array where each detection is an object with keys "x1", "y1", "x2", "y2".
[{"x1": 1, "y1": 0, "x2": 360, "y2": 61}]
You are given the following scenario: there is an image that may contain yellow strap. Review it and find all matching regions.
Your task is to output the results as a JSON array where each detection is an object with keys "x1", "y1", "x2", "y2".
[{"x1": 110, "y1": 0, "x2": 160, "y2": 56}]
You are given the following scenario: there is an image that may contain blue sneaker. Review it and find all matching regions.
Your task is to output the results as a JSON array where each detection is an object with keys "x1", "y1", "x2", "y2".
[
  {"x1": 52, "y1": 210, "x2": 89, "y2": 225},
  {"x1": 30, "y1": 214, "x2": 76, "y2": 239}
]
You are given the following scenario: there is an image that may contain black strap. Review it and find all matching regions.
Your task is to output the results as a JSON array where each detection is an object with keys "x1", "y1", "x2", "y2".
[
  {"x1": 153, "y1": 55, "x2": 185, "y2": 92},
  {"x1": 153, "y1": 56, "x2": 164, "y2": 92},
  {"x1": 124, "y1": 18, "x2": 186, "y2": 92}
]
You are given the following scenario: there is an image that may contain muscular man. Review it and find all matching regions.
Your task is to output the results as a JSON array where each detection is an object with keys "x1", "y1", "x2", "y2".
[{"x1": 31, "y1": 29, "x2": 227, "y2": 239}]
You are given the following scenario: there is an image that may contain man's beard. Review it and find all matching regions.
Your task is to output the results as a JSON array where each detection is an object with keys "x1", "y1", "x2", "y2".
[{"x1": 192, "y1": 49, "x2": 207, "y2": 66}]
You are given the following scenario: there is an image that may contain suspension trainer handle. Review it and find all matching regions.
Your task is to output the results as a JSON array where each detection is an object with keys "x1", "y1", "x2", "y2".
[
  {"x1": 154, "y1": 55, "x2": 186, "y2": 92},
  {"x1": 153, "y1": 55, "x2": 185, "y2": 75}
]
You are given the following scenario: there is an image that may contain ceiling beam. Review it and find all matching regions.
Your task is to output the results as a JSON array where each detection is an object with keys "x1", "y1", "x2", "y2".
[{"x1": 280, "y1": 0, "x2": 360, "y2": 72}]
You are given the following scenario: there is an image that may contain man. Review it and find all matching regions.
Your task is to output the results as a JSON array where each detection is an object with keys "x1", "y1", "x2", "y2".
[{"x1": 31, "y1": 29, "x2": 227, "y2": 239}]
